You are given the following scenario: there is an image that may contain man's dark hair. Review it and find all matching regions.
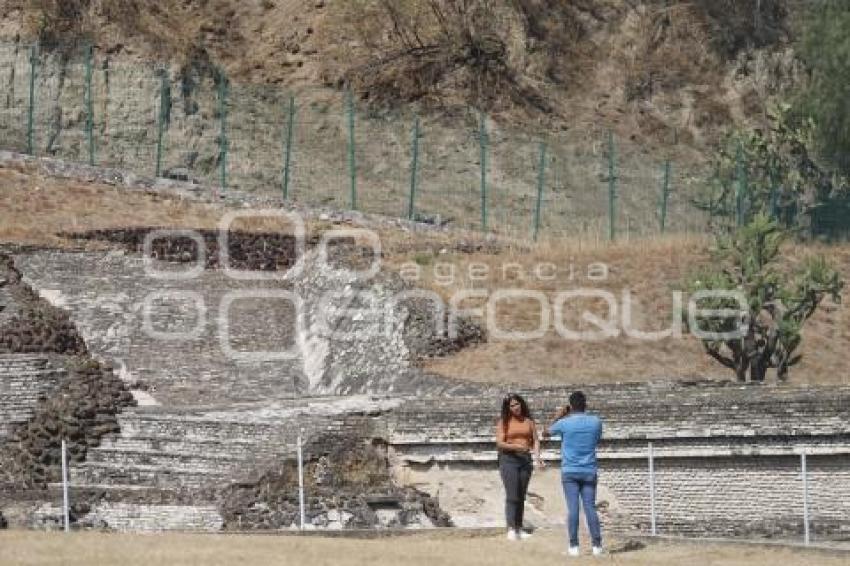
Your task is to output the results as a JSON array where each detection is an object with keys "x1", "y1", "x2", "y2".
[{"x1": 569, "y1": 391, "x2": 587, "y2": 412}]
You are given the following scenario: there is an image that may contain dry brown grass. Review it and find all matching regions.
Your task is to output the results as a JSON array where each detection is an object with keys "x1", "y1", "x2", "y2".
[
  {"x1": 0, "y1": 166, "x2": 312, "y2": 248},
  {"x1": 0, "y1": 0, "x2": 795, "y2": 244},
  {"x1": 0, "y1": 167, "x2": 220, "y2": 248},
  {"x1": 7, "y1": 0, "x2": 331, "y2": 85},
  {"x1": 0, "y1": 529, "x2": 845, "y2": 566},
  {"x1": 381, "y1": 230, "x2": 850, "y2": 388},
  {"x1": 383, "y1": 232, "x2": 725, "y2": 385}
]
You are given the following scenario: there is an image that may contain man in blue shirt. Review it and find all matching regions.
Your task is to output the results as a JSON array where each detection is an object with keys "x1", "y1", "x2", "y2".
[{"x1": 548, "y1": 391, "x2": 603, "y2": 557}]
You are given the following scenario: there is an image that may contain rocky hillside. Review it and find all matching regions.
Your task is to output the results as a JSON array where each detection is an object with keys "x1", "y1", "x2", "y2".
[{"x1": 0, "y1": 0, "x2": 804, "y2": 150}]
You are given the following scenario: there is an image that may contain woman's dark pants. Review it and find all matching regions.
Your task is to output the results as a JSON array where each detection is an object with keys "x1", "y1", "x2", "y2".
[{"x1": 498, "y1": 451, "x2": 533, "y2": 530}]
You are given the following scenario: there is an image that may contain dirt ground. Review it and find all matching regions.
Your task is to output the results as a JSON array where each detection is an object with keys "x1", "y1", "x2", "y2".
[{"x1": 1, "y1": 529, "x2": 846, "y2": 566}]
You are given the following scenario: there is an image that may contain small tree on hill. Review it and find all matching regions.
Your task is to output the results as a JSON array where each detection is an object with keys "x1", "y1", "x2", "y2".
[
  {"x1": 799, "y1": 0, "x2": 850, "y2": 175},
  {"x1": 693, "y1": 104, "x2": 849, "y2": 236},
  {"x1": 685, "y1": 214, "x2": 843, "y2": 382}
]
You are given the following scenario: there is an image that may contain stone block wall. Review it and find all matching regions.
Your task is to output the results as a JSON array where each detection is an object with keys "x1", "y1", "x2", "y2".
[
  {"x1": 603, "y1": 454, "x2": 850, "y2": 539},
  {"x1": 87, "y1": 503, "x2": 225, "y2": 532},
  {"x1": 5, "y1": 382, "x2": 848, "y2": 537},
  {"x1": 0, "y1": 355, "x2": 64, "y2": 441},
  {"x1": 32, "y1": 502, "x2": 224, "y2": 532},
  {"x1": 2, "y1": 242, "x2": 848, "y2": 537},
  {"x1": 385, "y1": 383, "x2": 850, "y2": 539}
]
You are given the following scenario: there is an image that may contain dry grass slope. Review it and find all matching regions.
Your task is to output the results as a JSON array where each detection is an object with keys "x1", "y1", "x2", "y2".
[
  {"x1": 1, "y1": 0, "x2": 799, "y2": 149},
  {"x1": 0, "y1": 1, "x2": 808, "y2": 246},
  {"x1": 1, "y1": 165, "x2": 848, "y2": 388}
]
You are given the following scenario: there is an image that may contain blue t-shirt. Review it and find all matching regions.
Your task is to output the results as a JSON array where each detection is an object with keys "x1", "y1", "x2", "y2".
[{"x1": 548, "y1": 413, "x2": 603, "y2": 474}]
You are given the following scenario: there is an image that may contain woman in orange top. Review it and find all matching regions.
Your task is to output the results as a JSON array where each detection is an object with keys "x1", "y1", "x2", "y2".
[{"x1": 496, "y1": 393, "x2": 543, "y2": 541}]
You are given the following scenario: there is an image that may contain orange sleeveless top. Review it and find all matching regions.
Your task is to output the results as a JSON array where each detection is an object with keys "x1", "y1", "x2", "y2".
[{"x1": 499, "y1": 417, "x2": 534, "y2": 450}]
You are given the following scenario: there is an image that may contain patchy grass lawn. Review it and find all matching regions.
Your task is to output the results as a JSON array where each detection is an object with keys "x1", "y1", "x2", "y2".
[{"x1": 1, "y1": 529, "x2": 846, "y2": 566}]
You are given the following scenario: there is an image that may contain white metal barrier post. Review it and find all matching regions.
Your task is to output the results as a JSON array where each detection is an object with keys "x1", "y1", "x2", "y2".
[
  {"x1": 61, "y1": 439, "x2": 70, "y2": 533},
  {"x1": 801, "y1": 451, "x2": 810, "y2": 545},
  {"x1": 298, "y1": 428, "x2": 305, "y2": 530},
  {"x1": 648, "y1": 442, "x2": 657, "y2": 536}
]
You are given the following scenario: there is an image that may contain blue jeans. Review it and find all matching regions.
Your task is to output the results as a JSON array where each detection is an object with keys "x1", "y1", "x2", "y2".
[{"x1": 562, "y1": 472, "x2": 602, "y2": 547}]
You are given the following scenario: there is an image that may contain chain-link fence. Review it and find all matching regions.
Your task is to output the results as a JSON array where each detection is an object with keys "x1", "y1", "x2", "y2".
[{"x1": 0, "y1": 41, "x2": 719, "y2": 241}]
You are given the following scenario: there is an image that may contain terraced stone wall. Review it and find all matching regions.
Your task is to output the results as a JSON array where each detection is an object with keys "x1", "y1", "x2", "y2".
[
  {"x1": 385, "y1": 383, "x2": 850, "y2": 539},
  {"x1": 0, "y1": 356, "x2": 65, "y2": 441}
]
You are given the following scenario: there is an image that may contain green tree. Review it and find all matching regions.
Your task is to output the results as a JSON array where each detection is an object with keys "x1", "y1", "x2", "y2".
[
  {"x1": 798, "y1": 0, "x2": 850, "y2": 174},
  {"x1": 686, "y1": 214, "x2": 843, "y2": 382},
  {"x1": 694, "y1": 104, "x2": 848, "y2": 236}
]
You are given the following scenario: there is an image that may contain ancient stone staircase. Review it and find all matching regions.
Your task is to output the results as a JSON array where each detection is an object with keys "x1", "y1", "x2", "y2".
[
  {"x1": 14, "y1": 251, "x2": 309, "y2": 405},
  {"x1": 44, "y1": 396, "x2": 397, "y2": 530},
  {"x1": 69, "y1": 408, "x2": 290, "y2": 492},
  {"x1": 66, "y1": 396, "x2": 396, "y2": 494},
  {"x1": 0, "y1": 354, "x2": 65, "y2": 441}
]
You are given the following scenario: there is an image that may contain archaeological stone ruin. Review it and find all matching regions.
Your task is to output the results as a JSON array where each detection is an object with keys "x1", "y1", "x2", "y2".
[{"x1": 0, "y1": 153, "x2": 848, "y2": 541}]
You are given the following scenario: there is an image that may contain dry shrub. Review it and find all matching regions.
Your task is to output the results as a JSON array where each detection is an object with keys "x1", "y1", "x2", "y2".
[
  {"x1": 23, "y1": 0, "x2": 190, "y2": 58},
  {"x1": 330, "y1": 0, "x2": 791, "y2": 116},
  {"x1": 331, "y1": 0, "x2": 549, "y2": 113},
  {"x1": 511, "y1": 0, "x2": 610, "y2": 85},
  {"x1": 25, "y1": 0, "x2": 92, "y2": 47},
  {"x1": 691, "y1": 0, "x2": 790, "y2": 57},
  {"x1": 618, "y1": 2, "x2": 719, "y2": 103}
]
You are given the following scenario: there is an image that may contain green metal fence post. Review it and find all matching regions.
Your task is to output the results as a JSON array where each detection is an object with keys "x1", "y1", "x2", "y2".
[
  {"x1": 479, "y1": 110, "x2": 488, "y2": 232},
  {"x1": 660, "y1": 159, "x2": 671, "y2": 233},
  {"x1": 155, "y1": 69, "x2": 170, "y2": 178},
  {"x1": 533, "y1": 141, "x2": 547, "y2": 241},
  {"x1": 407, "y1": 116, "x2": 421, "y2": 220},
  {"x1": 735, "y1": 141, "x2": 745, "y2": 227},
  {"x1": 84, "y1": 43, "x2": 95, "y2": 165},
  {"x1": 26, "y1": 44, "x2": 37, "y2": 155},
  {"x1": 769, "y1": 162, "x2": 779, "y2": 222},
  {"x1": 218, "y1": 73, "x2": 229, "y2": 192},
  {"x1": 346, "y1": 89, "x2": 357, "y2": 210},
  {"x1": 282, "y1": 94, "x2": 296, "y2": 200},
  {"x1": 608, "y1": 130, "x2": 617, "y2": 241}
]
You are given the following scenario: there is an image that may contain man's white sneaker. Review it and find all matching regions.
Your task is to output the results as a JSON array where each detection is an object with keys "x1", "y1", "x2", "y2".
[
  {"x1": 506, "y1": 530, "x2": 518, "y2": 541},
  {"x1": 567, "y1": 546, "x2": 580, "y2": 557},
  {"x1": 592, "y1": 546, "x2": 604, "y2": 556},
  {"x1": 518, "y1": 530, "x2": 533, "y2": 540}
]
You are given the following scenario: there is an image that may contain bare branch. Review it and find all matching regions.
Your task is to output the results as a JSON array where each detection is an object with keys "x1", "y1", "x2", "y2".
[{"x1": 704, "y1": 343, "x2": 736, "y2": 369}]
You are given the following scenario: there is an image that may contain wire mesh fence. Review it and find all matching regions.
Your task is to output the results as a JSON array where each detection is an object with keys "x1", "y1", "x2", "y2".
[
  {"x1": 0, "y1": 40, "x2": 719, "y2": 241},
  {"x1": 637, "y1": 445, "x2": 846, "y2": 543}
]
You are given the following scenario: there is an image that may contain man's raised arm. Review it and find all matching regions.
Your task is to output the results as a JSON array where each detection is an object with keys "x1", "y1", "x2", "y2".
[{"x1": 547, "y1": 405, "x2": 570, "y2": 437}]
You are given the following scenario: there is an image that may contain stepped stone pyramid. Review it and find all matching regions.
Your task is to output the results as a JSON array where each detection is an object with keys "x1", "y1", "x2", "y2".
[{"x1": 6, "y1": 237, "x2": 475, "y2": 531}]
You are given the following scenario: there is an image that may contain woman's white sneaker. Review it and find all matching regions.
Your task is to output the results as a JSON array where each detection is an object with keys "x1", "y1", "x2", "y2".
[
  {"x1": 592, "y1": 546, "x2": 604, "y2": 556},
  {"x1": 506, "y1": 530, "x2": 518, "y2": 541},
  {"x1": 518, "y1": 530, "x2": 533, "y2": 540},
  {"x1": 567, "y1": 546, "x2": 580, "y2": 557}
]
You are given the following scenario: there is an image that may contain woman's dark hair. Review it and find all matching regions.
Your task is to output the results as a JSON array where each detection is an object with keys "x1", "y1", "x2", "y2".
[{"x1": 501, "y1": 393, "x2": 531, "y2": 429}]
